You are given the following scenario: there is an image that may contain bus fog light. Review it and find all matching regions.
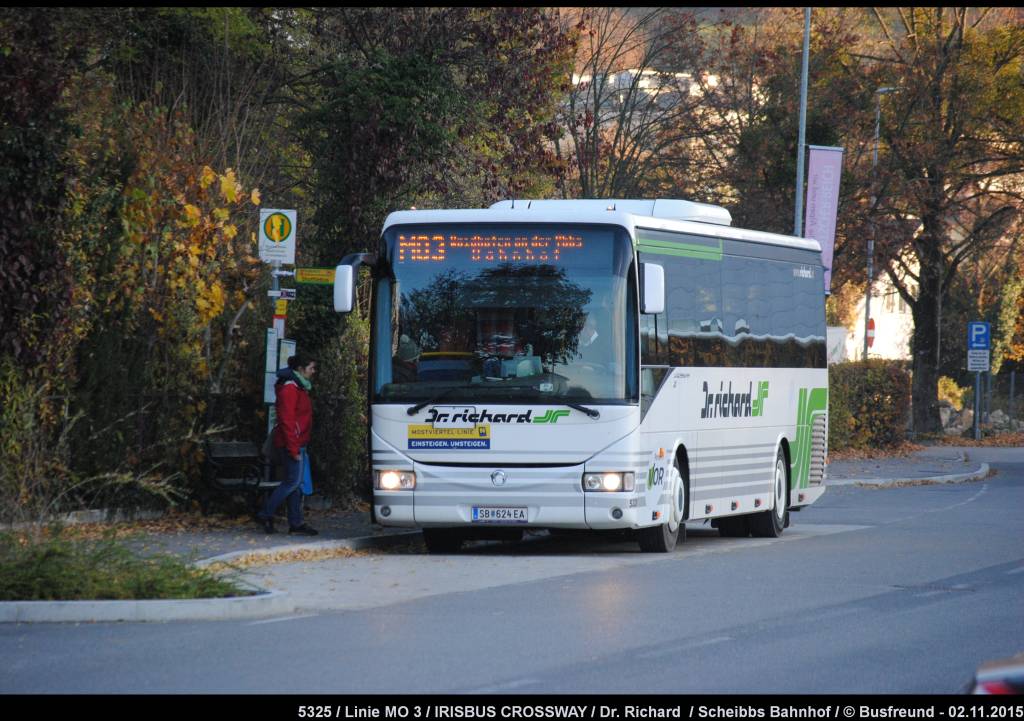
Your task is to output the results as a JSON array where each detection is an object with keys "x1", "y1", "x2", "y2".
[
  {"x1": 582, "y1": 472, "x2": 634, "y2": 492},
  {"x1": 380, "y1": 506, "x2": 391, "y2": 517},
  {"x1": 611, "y1": 508, "x2": 623, "y2": 519},
  {"x1": 376, "y1": 470, "x2": 416, "y2": 490}
]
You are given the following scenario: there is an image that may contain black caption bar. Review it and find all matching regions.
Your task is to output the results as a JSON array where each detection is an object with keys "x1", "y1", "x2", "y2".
[{"x1": 19, "y1": 696, "x2": 1024, "y2": 719}]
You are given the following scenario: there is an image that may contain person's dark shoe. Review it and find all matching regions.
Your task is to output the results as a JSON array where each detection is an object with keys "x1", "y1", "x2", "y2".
[
  {"x1": 257, "y1": 515, "x2": 275, "y2": 534},
  {"x1": 288, "y1": 523, "x2": 318, "y2": 536}
]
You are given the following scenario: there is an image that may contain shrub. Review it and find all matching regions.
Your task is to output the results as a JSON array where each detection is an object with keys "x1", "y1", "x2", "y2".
[
  {"x1": 938, "y1": 376, "x2": 966, "y2": 411},
  {"x1": 0, "y1": 530, "x2": 249, "y2": 601},
  {"x1": 829, "y1": 360, "x2": 911, "y2": 451}
]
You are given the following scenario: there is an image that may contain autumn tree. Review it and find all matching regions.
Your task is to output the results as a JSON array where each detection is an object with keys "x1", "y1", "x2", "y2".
[
  {"x1": 101, "y1": 8, "x2": 295, "y2": 195},
  {"x1": 858, "y1": 8, "x2": 1024, "y2": 431},
  {"x1": 0, "y1": 8, "x2": 88, "y2": 375}
]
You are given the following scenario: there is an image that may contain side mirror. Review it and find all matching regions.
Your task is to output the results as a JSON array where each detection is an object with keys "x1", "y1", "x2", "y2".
[
  {"x1": 333, "y1": 264, "x2": 354, "y2": 313},
  {"x1": 641, "y1": 262, "x2": 665, "y2": 314}
]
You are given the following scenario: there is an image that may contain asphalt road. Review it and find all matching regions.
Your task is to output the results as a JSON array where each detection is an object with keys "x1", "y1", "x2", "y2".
[{"x1": 2, "y1": 448, "x2": 1022, "y2": 694}]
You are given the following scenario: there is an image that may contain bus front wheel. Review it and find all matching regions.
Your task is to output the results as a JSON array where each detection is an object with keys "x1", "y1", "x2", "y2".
[{"x1": 638, "y1": 457, "x2": 686, "y2": 553}]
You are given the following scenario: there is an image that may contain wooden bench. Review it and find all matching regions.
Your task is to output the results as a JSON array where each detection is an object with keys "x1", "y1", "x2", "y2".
[{"x1": 200, "y1": 440, "x2": 279, "y2": 514}]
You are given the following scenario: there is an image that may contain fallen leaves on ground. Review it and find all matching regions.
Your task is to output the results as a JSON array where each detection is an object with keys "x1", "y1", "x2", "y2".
[
  {"x1": 926, "y1": 431, "x2": 1024, "y2": 447},
  {"x1": 42, "y1": 509, "x2": 252, "y2": 542},
  {"x1": 28, "y1": 505, "x2": 364, "y2": 542},
  {"x1": 206, "y1": 546, "x2": 370, "y2": 572},
  {"x1": 828, "y1": 441, "x2": 925, "y2": 462}
]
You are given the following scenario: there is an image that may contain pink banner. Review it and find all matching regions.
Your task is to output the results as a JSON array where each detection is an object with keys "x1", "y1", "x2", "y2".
[{"x1": 804, "y1": 146, "x2": 844, "y2": 292}]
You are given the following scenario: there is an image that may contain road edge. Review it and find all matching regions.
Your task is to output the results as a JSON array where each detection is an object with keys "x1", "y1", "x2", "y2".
[{"x1": 826, "y1": 462, "x2": 990, "y2": 487}]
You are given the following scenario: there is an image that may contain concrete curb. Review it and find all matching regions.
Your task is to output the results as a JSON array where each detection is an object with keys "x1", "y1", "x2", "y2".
[
  {"x1": 0, "y1": 589, "x2": 294, "y2": 624},
  {"x1": 826, "y1": 463, "x2": 990, "y2": 487},
  {"x1": 195, "y1": 530, "x2": 423, "y2": 568},
  {"x1": 0, "y1": 530, "x2": 422, "y2": 624}
]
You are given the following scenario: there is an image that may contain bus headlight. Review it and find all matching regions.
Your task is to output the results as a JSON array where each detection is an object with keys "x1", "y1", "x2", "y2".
[
  {"x1": 582, "y1": 472, "x2": 634, "y2": 492},
  {"x1": 376, "y1": 470, "x2": 416, "y2": 491}
]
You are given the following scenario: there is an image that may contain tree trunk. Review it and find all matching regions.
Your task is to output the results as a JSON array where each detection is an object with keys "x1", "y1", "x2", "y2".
[{"x1": 910, "y1": 248, "x2": 944, "y2": 433}]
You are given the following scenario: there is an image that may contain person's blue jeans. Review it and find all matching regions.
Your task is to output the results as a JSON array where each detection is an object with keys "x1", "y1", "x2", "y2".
[{"x1": 259, "y1": 448, "x2": 304, "y2": 528}]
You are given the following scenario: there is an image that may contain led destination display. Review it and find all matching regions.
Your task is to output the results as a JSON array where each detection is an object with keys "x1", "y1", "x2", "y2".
[{"x1": 397, "y1": 232, "x2": 585, "y2": 264}]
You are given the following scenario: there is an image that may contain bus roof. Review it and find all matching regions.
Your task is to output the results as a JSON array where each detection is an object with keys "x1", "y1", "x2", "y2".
[{"x1": 381, "y1": 199, "x2": 822, "y2": 253}]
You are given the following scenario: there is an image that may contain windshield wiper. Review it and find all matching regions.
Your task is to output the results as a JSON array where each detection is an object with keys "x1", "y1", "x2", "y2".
[
  {"x1": 516, "y1": 387, "x2": 601, "y2": 420},
  {"x1": 565, "y1": 402, "x2": 601, "y2": 420},
  {"x1": 406, "y1": 385, "x2": 476, "y2": 416}
]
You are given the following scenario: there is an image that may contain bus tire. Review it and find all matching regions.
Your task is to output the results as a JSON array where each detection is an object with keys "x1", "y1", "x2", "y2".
[
  {"x1": 422, "y1": 528, "x2": 463, "y2": 553},
  {"x1": 749, "y1": 448, "x2": 789, "y2": 538},
  {"x1": 638, "y1": 457, "x2": 685, "y2": 553}
]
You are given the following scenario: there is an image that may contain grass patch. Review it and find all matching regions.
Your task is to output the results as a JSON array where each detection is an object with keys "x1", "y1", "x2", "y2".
[{"x1": 0, "y1": 530, "x2": 252, "y2": 601}]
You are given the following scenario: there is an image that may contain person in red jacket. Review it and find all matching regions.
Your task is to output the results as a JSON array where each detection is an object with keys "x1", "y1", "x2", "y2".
[{"x1": 257, "y1": 352, "x2": 319, "y2": 535}]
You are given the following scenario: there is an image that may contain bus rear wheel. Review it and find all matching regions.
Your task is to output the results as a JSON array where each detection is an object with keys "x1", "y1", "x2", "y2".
[
  {"x1": 638, "y1": 457, "x2": 686, "y2": 553},
  {"x1": 749, "y1": 449, "x2": 789, "y2": 538},
  {"x1": 422, "y1": 528, "x2": 464, "y2": 553}
]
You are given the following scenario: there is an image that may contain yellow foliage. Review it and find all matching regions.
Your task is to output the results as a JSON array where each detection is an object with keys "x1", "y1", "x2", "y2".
[
  {"x1": 219, "y1": 169, "x2": 239, "y2": 203},
  {"x1": 250, "y1": 188, "x2": 261, "y2": 206},
  {"x1": 183, "y1": 204, "x2": 202, "y2": 225},
  {"x1": 200, "y1": 166, "x2": 217, "y2": 190}
]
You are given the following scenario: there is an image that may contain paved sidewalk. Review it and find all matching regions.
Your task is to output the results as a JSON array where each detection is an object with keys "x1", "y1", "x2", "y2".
[
  {"x1": 825, "y1": 446, "x2": 989, "y2": 486},
  {"x1": 121, "y1": 505, "x2": 418, "y2": 563}
]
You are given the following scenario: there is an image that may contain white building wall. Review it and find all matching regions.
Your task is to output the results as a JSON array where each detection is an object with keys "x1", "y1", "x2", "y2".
[{"x1": 843, "y1": 275, "x2": 914, "y2": 362}]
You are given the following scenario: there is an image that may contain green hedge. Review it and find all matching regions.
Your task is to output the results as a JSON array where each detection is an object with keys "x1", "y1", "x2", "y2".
[{"x1": 828, "y1": 360, "x2": 911, "y2": 451}]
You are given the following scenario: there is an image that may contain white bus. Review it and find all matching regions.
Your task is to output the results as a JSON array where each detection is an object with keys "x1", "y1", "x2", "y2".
[{"x1": 333, "y1": 199, "x2": 828, "y2": 553}]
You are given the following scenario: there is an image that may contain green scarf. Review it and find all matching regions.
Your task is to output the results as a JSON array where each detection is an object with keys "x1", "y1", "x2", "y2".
[{"x1": 294, "y1": 370, "x2": 312, "y2": 391}]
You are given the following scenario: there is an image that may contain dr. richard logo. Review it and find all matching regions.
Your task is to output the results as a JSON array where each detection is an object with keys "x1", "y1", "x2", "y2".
[
  {"x1": 422, "y1": 406, "x2": 572, "y2": 429},
  {"x1": 700, "y1": 380, "x2": 769, "y2": 420},
  {"x1": 425, "y1": 406, "x2": 534, "y2": 426}
]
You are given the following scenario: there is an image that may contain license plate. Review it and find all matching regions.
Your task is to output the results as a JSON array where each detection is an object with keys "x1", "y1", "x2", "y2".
[{"x1": 472, "y1": 506, "x2": 527, "y2": 523}]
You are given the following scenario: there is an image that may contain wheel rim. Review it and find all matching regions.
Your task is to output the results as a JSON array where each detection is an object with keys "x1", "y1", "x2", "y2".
[{"x1": 774, "y1": 458, "x2": 787, "y2": 524}]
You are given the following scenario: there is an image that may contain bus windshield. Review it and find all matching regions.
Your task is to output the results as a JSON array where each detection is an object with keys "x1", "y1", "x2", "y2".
[{"x1": 373, "y1": 224, "x2": 637, "y2": 405}]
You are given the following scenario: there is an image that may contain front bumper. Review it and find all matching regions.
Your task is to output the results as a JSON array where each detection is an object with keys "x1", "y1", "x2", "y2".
[{"x1": 373, "y1": 463, "x2": 643, "y2": 529}]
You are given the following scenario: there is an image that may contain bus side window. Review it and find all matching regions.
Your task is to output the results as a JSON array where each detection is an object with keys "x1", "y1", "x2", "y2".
[{"x1": 662, "y1": 254, "x2": 722, "y2": 367}]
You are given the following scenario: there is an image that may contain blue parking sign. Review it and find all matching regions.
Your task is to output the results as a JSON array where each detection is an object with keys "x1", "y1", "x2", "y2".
[{"x1": 967, "y1": 322, "x2": 990, "y2": 350}]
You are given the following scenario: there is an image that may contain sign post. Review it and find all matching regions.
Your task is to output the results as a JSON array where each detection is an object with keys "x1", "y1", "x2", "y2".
[
  {"x1": 260, "y1": 209, "x2": 298, "y2": 434},
  {"x1": 967, "y1": 322, "x2": 991, "y2": 441}
]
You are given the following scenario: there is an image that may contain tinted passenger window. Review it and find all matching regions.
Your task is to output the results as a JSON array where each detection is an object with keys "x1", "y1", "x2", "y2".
[{"x1": 640, "y1": 248, "x2": 825, "y2": 369}]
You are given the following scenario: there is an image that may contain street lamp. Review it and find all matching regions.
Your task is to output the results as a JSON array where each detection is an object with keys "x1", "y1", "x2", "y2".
[{"x1": 863, "y1": 85, "x2": 899, "y2": 360}]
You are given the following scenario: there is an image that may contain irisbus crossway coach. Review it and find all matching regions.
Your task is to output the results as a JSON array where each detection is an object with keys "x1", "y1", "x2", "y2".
[{"x1": 332, "y1": 199, "x2": 828, "y2": 553}]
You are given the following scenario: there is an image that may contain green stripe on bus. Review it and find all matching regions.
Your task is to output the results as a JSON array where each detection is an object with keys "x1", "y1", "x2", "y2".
[
  {"x1": 636, "y1": 243, "x2": 723, "y2": 261},
  {"x1": 791, "y1": 387, "x2": 828, "y2": 490}
]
